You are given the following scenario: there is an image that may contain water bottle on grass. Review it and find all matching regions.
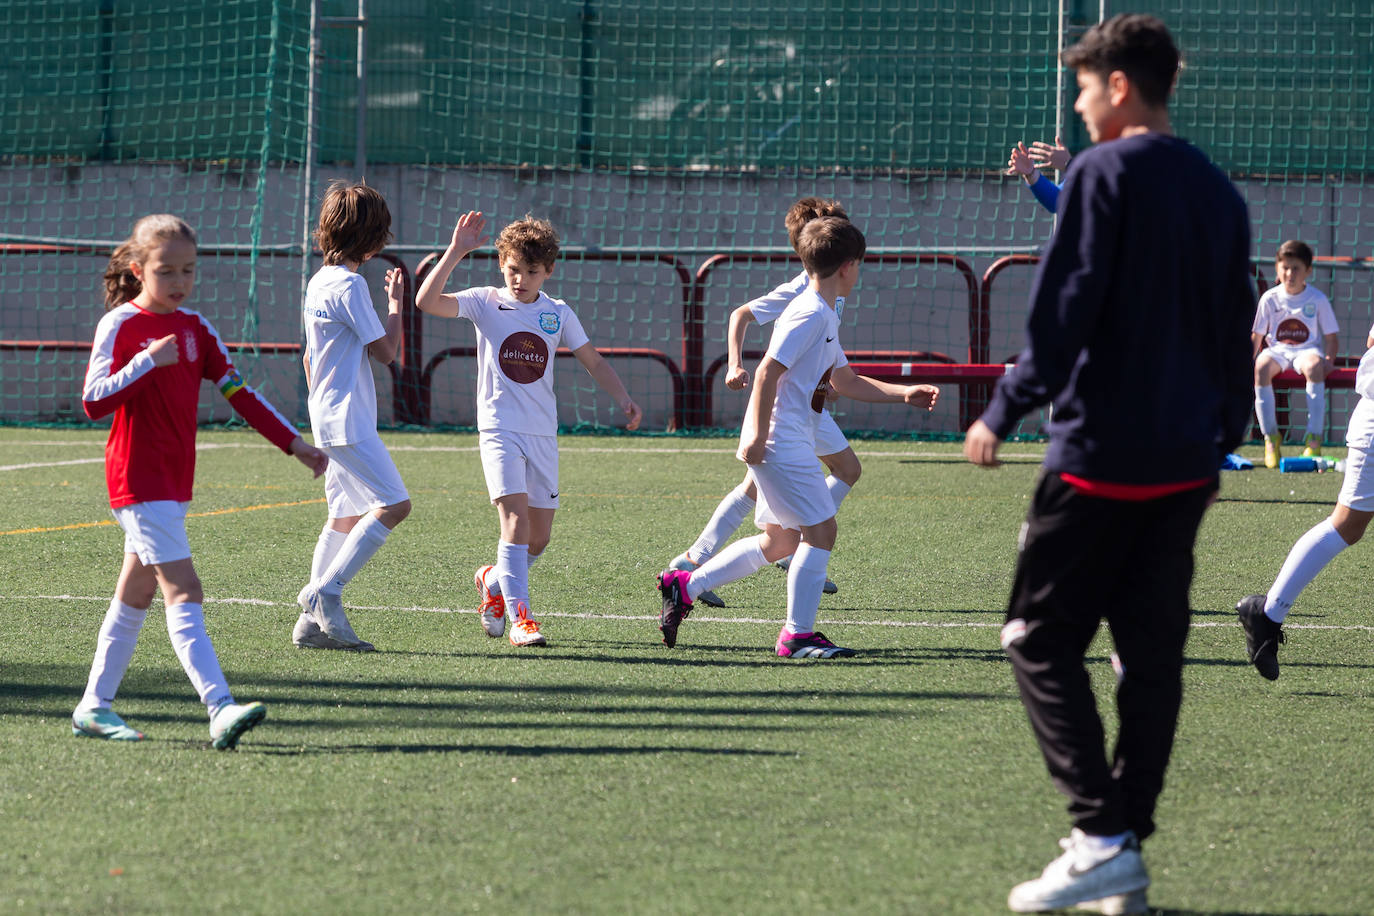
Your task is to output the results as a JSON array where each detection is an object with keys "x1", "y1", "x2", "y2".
[{"x1": 1278, "y1": 456, "x2": 1338, "y2": 472}]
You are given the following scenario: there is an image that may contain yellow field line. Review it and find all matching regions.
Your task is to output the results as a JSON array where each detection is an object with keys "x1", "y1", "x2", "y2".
[{"x1": 0, "y1": 497, "x2": 325, "y2": 536}]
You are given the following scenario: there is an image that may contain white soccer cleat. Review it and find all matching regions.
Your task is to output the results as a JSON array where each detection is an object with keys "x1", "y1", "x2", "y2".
[
  {"x1": 296, "y1": 584, "x2": 375, "y2": 651},
  {"x1": 209, "y1": 701, "x2": 266, "y2": 750},
  {"x1": 474, "y1": 565, "x2": 507, "y2": 638},
  {"x1": 507, "y1": 602, "x2": 547, "y2": 647},
  {"x1": 1008, "y1": 830, "x2": 1149, "y2": 913},
  {"x1": 292, "y1": 613, "x2": 363, "y2": 651}
]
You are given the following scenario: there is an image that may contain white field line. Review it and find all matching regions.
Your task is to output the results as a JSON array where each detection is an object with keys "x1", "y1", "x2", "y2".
[{"x1": 6, "y1": 594, "x2": 1373, "y2": 632}]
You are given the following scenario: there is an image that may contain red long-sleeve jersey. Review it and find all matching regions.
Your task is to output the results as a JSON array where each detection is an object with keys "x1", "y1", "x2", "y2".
[{"x1": 83, "y1": 303, "x2": 299, "y2": 508}]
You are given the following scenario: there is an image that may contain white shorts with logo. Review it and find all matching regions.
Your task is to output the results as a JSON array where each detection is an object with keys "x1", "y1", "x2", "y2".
[
  {"x1": 749, "y1": 444, "x2": 836, "y2": 532},
  {"x1": 114, "y1": 500, "x2": 192, "y2": 565},
  {"x1": 1261, "y1": 343, "x2": 1323, "y2": 372},
  {"x1": 479, "y1": 429, "x2": 560, "y2": 509},
  {"x1": 814, "y1": 409, "x2": 849, "y2": 458},
  {"x1": 322, "y1": 436, "x2": 409, "y2": 518}
]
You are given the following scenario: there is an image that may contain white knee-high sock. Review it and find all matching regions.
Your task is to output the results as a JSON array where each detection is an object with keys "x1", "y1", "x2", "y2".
[
  {"x1": 1255, "y1": 386, "x2": 1278, "y2": 438},
  {"x1": 825, "y1": 476, "x2": 852, "y2": 513},
  {"x1": 785, "y1": 544, "x2": 831, "y2": 635},
  {"x1": 690, "y1": 482, "x2": 756, "y2": 564},
  {"x1": 686, "y1": 536, "x2": 768, "y2": 601},
  {"x1": 317, "y1": 515, "x2": 391, "y2": 597},
  {"x1": 1266, "y1": 519, "x2": 1349, "y2": 622},
  {"x1": 1306, "y1": 380, "x2": 1326, "y2": 437},
  {"x1": 310, "y1": 526, "x2": 349, "y2": 585},
  {"x1": 165, "y1": 603, "x2": 233, "y2": 711},
  {"x1": 496, "y1": 541, "x2": 529, "y2": 614},
  {"x1": 78, "y1": 598, "x2": 148, "y2": 711}
]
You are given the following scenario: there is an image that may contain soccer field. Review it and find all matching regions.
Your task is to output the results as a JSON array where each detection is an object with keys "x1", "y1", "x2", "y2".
[{"x1": 2, "y1": 428, "x2": 1372, "y2": 914}]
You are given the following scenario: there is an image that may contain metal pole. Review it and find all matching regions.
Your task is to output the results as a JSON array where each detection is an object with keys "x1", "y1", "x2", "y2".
[
  {"x1": 301, "y1": 0, "x2": 320, "y2": 310},
  {"x1": 355, "y1": 0, "x2": 367, "y2": 179}
]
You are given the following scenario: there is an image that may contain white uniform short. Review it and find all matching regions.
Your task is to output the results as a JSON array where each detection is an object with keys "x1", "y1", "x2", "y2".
[
  {"x1": 749, "y1": 447, "x2": 836, "y2": 532},
  {"x1": 814, "y1": 410, "x2": 849, "y2": 458},
  {"x1": 1337, "y1": 447, "x2": 1374, "y2": 512},
  {"x1": 1260, "y1": 343, "x2": 1324, "y2": 372},
  {"x1": 479, "y1": 429, "x2": 560, "y2": 509},
  {"x1": 321, "y1": 436, "x2": 409, "y2": 518},
  {"x1": 114, "y1": 500, "x2": 192, "y2": 565}
]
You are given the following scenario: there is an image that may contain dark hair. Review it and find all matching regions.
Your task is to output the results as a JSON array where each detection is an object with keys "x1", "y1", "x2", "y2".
[
  {"x1": 496, "y1": 216, "x2": 559, "y2": 269},
  {"x1": 796, "y1": 217, "x2": 866, "y2": 279},
  {"x1": 1061, "y1": 14, "x2": 1180, "y2": 109},
  {"x1": 103, "y1": 214, "x2": 197, "y2": 309},
  {"x1": 784, "y1": 197, "x2": 849, "y2": 253},
  {"x1": 315, "y1": 181, "x2": 393, "y2": 266},
  {"x1": 1277, "y1": 239, "x2": 1314, "y2": 267}
]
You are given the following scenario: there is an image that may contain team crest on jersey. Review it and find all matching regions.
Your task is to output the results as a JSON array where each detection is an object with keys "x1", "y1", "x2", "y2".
[
  {"x1": 538, "y1": 311, "x2": 560, "y2": 334},
  {"x1": 499, "y1": 331, "x2": 550, "y2": 384},
  {"x1": 1303, "y1": 303, "x2": 1317, "y2": 318},
  {"x1": 182, "y1": 330, "x2": 198, "y2": 362}
]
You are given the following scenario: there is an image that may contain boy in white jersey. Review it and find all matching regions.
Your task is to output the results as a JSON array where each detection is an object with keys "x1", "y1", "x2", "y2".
[
  {"x1": 1252, "y1": 239, "x2": 1338, "y2": 467},
  {"x1": 666, "y1": 197, "x2": 860, "y2": 606},
  {"x1": 416, "y1": 213, "x2": 643, "y2": 647},
  {"x1": 656, "y1": 217, "x2": 939, "y2": 656},
  {"x1": 1237, "y1": 342, "x2": 1374, "y2": 679},
  {"x1": 296, "y1": 181, "x2": 412, "y2": 652}
]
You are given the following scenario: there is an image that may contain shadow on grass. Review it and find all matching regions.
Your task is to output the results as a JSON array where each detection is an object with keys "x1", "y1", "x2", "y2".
[
  {"x1": 245, "y1": 741, "x2": 798, "y2": 758},
  {"x1": 1151, "y1": 910, "x2": 1339, "y2": 916},
  {"x1": 1216, "y1": 495, "x2": 1332, "y2": 507}
]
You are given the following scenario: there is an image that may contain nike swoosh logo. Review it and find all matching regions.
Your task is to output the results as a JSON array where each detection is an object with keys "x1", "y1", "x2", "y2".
[
  {"x1": 825, "y1": 337, "x2": 835, "y2": 342},
  {"x1": 498, "y1": 304, "x2": 519, "y2": 310},
  {"x1": 549, "y1": 492, "x2": 558, "y2": 498}
]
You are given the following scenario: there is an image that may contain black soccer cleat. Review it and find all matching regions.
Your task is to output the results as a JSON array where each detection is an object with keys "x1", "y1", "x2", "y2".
[
  {"x1": 1236, "y1": 594, "x2": 1285, "y2": 680},
  {"x1": 655, "y1": 569, "x2": 694, "y2": 648}
]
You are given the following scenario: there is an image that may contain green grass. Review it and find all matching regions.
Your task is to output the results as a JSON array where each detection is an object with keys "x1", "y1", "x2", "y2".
[{"x1": 2, "y1": 428, "x2": 1371, "y2": 914}]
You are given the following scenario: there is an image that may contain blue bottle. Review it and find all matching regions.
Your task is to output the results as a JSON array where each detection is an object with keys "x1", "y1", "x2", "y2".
[{"x1": 1279, "y1": 456, "x2": 1337, "y2": 472}]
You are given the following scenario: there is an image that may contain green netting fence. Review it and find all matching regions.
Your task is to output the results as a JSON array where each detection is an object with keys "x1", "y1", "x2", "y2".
[{"x1": 1, "y1": 1, "x2": 1371, "y2": 441}]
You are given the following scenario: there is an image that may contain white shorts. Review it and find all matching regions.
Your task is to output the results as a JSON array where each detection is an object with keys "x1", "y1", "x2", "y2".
[
  {"x1": 1338, "y1": 447, "x2": 1374, "y2": 512},
  {"x1": 1261, "y1": 343, "x2": 1323, "y2": 373},
  {"x1": 322, "y1": 437, "x2": 409, "y2": 519},
  {"x1": 814, "y1": 409, "x2": 850, "y2": 458},
  {"x1": 479, "y1": 430, "x2": 560, "y2": 509},
  {"x1": 749, "y1": 448, "x2": 835, "y2": 531},
  {"x1": 114, "y1": 501, "x2": 192, "y2": 566}
]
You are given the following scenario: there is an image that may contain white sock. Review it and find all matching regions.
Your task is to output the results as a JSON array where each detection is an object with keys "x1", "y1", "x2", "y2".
[
  {"x1": 690, "y1": 483, "x2": 756, "y2": 564},
  {"x1": 528, "y1": 550, "x2": 542, "y2": 569},
  {"x1": 310, "y1": 526, "x2": 349, "y2": 585},
  {"x1": 784, "y1": 544, "x2": 830, "y2": 634},
  {"x1": 78, "y1": 598, "x2": 148, "y2": 711},
  {"x1": 1266, "y1": 519, "x2": 1349, "y2": 622},
  {"x1": 496, "y1": 541, "x2": 529, "y2": 613},
  {"x1": 825, "y1": 476, "x2": 852, "y2": 513},
  {"x1": 1255, "y1": 386, "x2": 1278, "y2": 438},
  {"x1": 1306, "y1": 380, "x2": 1326, "y2": 438},
  {"x1": 318, "y1": 515, "x2": 391, "y2": 597},
  {"x1": 686, "y1": 536, "x2": 768, "y2": 601},
  {"x1": 165, "y1": 602, "x2": 233, "y2": 710}
]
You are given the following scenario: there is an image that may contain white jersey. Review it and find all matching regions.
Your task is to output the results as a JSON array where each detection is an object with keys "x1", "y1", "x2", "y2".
[
  {"x1": 452, "y1": 286, "x2": 590, "y2": 436},
  {"x1": 1345, "y1": 347, "x2": 1374, "y2": 450},
  {"x1": 303, "y1": 265, "x2": 386, "y2": 447},
  {"x1": 1252, "y1": 284, "x2": 1337, "y2": 350},
  {"x1": 744, "y1": 271, "x2": 809, "y2": 324},
  {"x1": 744, "y1": 287, "x2": 847, "y2": 459}
]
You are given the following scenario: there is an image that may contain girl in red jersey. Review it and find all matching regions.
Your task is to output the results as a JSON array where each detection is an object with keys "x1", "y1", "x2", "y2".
[{"x1": 72, "y1": 214, "x2": 328, "y2": 749}]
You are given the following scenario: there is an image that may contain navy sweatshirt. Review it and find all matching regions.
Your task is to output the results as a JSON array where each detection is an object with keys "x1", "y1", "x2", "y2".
[{"x1": 979, "y1": 132, "x2": 1255, "y2": 485}]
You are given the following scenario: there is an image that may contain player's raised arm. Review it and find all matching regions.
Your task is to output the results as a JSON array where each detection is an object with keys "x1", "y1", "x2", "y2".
[{"x1": 415, "y1": 210, "x2": 489, "y2": 318}]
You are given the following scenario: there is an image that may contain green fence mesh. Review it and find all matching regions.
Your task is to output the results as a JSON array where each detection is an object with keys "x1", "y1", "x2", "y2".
[{"x1": 2, "y1": 1, "x2": 1371, "y2": 441}]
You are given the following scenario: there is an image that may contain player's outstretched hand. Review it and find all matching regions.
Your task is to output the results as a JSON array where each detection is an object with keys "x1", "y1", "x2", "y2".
[
  {"x1": 725, "y1": 365, "x2": 750, "y2": 390},
  {"x1": 1029, "y1": 137, "x2": 1070, "y2": 171},
  {"x1": 385, "y1": 267, "x2": 404, "y2": 313},
  {"x1": 147, "y1": 334, "x2": 179, "y2": 367},
  {"x1": 962, "y1": 418, "x2": 1002, "y2": 468},
  {"x1": 904, "y1": 384, "x2": 939, "y2": 410},
  {"x1": 289, "y1": 437, "x2": 329, "y2": 478},
  {"x1": 450, "y1": 210, "x2": 490, "y2": 255},
  {"x1": 1005, "y1": 142, "x2": 1036, "y2": 178},
  {"x1": 620, "y1": 397, "x2": 643, "y2": 431}
]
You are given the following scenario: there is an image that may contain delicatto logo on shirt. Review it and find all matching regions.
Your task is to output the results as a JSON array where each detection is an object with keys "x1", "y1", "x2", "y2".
[
  {"x1": 1275, "y1": 317, "x2": 1311, "y2": 346},
  {"x1": 499, "y1": 331, "x2": 550, "y2": 384},
  {"x1": 539, "y1": 312, "x2": 560, "y2": 334}
]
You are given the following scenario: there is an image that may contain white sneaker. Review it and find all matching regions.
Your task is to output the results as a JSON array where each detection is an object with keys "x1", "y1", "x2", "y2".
[
  {"x1": 474, "y1": 565, "x2": 507, "y2": 638},
  {"x1": 1075, "y1": 889, "x2": 1149, "y2": 915},
  {"x1": 1008, "y1": 830, "x2": 1149, "y2": 913},
  {"x1": 291, "y1": 613, "x2": 363, "y2": 650},
  {"x1": 669, "y1": 553, "x2": 724, "y2": 608},
  {"x1": 508, "y1": 602, "x2": 547, "y2": 647},
  {"x1": 296, "y1": 584, "x2": 374, "y2": 651},
  {"x1": 209, "y1": 701, "x2": 266, "y2": 750}
]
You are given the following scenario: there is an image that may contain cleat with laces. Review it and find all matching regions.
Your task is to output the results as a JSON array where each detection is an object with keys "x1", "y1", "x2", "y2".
[
  {"x1": 656, "y1": 569, "x2": 693, "y2": 648},
  {"x1": 297, "y1": 584, "x2": 374, "y2": 651},
  {"x1": 209, "y1": 701, "x2": 266, "y2": 750},
  {"x1": 508, "y1": 602, "x2": 546, "y2": 647},
  {"x1": 669, "y1": 554, "x2": 723, "y2": 608},
  {"x1": 292, "y1": 613, "x2": 360, "y2": 650},
  {"x1": 1236, "y1": 594, "x2": 1285, "y2": 680},
  {"x1": 775, "y1": 629, "x2": 855, "y2": 659},
  {"x1": 474, "y1": 565, "x2": 507, "y2": 638},
  {"x1": 1264, "y1": 435, "x2": 1282, "y2": 469},
  {"x1": 1302, "y1": 433, "x2": 1322, "y2": 457},
  {"x1": 1008, "y1": 830, "x2": 1149, "y2": 913},
  {"x1": 72, "y1": 708, "x2": 144, "y2": 741}
]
